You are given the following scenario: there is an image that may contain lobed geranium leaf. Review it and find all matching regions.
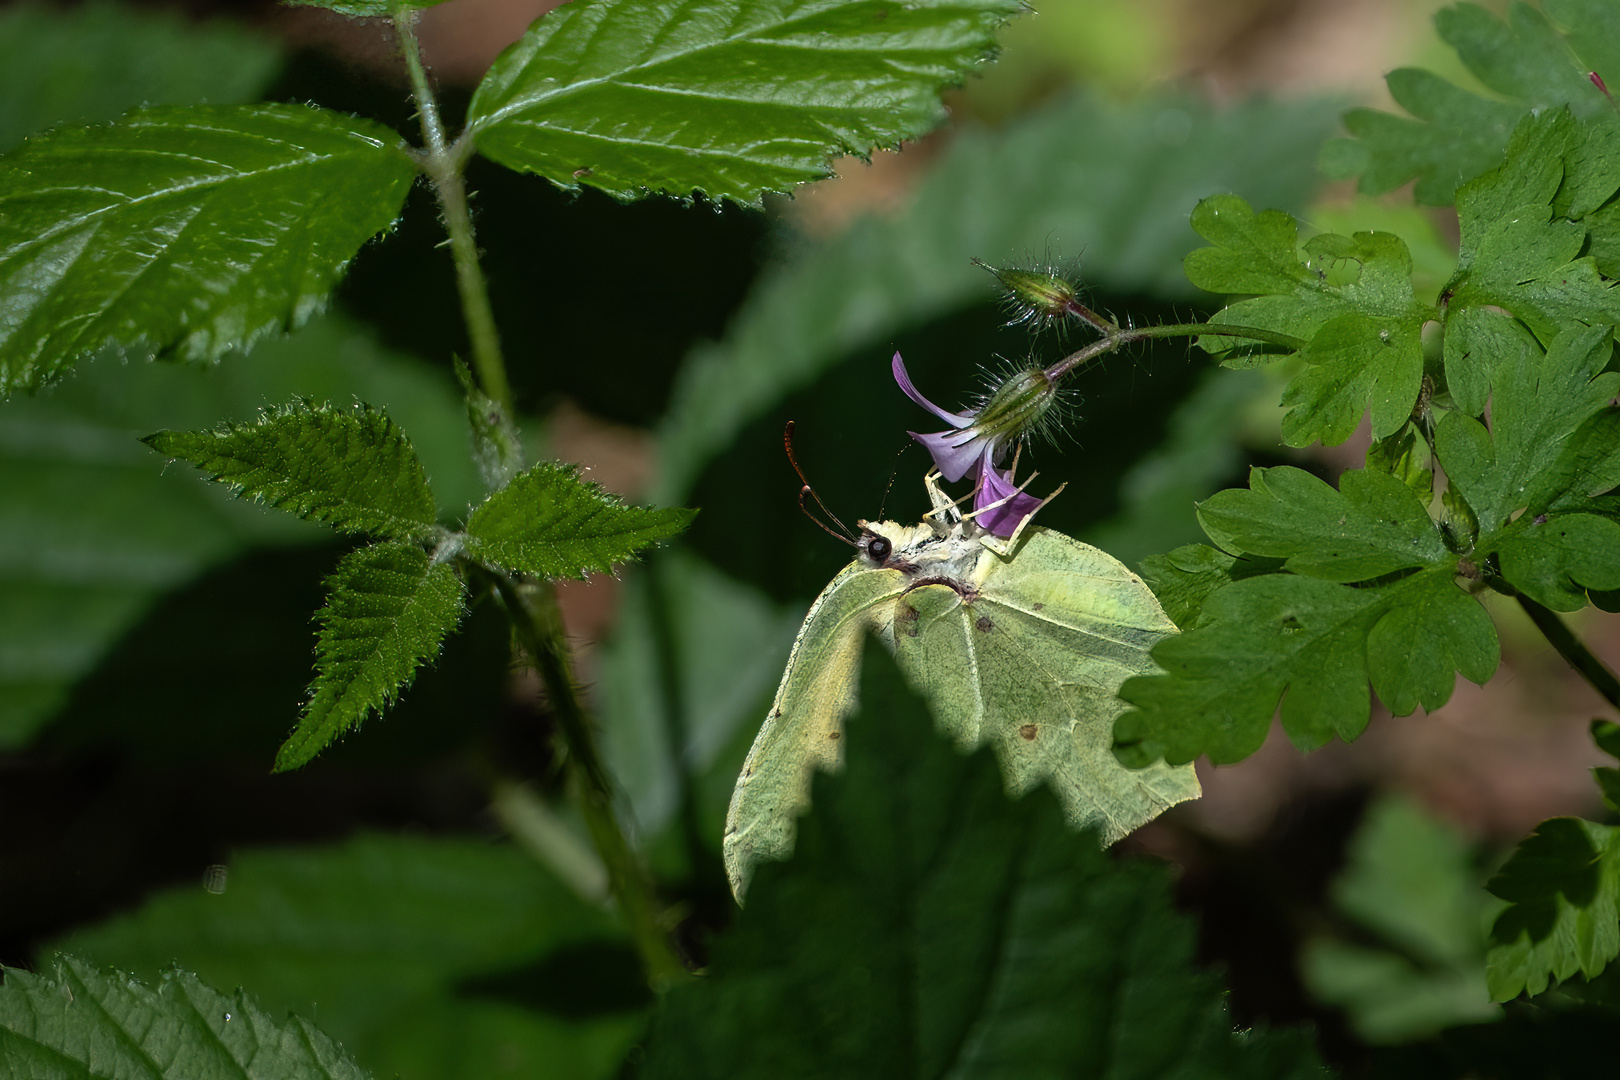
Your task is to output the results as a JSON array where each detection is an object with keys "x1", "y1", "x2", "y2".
[
  {"x1": 275, "y1": 541, "x2": 466, "y2": 771},
  {"x1": 642, "y1": 638, "x2": 1324, "y2": 1077},
  {"x1": 1183, "y1": 195, "x2": 1431, "y2": 446},
  {"x1": 1197, "y1": 466, "x2": 1448, "y2": 583},
  {"x1": 1444, "y1": 110, "x2": 1620, "y2": 351},
  {"x1": 51, "y1": 833, "x2": 643, "y2": 1080},
  {"x1": 466, "y1": 0, "x2": 1022, "y2": 205},
  {"x1": 1486, "y1": 817, "x2": 1620, "y2": 1000},
  {"x1": 1116, "y1": 569, "x2": 1498, "y2": 766},
  {"x1": 0, "y1": 954, "x2": 369, "y2": 1080},
  {"x1": 0, "y1": 103, "x2": 416, "y2": 395},
  {"x1": 143, "y1": 400, "x2": 440, "y2": 541},
  {"x1": 464, "y1": 462, "x2": 694, "y2": 580},
  {"x1": 1319, "y1": 0, "x2": 1620, "y2": 205}
]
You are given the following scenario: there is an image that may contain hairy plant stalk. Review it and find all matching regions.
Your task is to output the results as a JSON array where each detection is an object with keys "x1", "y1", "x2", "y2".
[
  {"x1": 494, "y1": 575, "x2": 691, "y2": 989},
  {"x1": 395, "y1": 11, "x2": 513, "y2": 414},
  {"x1": 1045, "y1": 322, "x2": 1307, "y2": 382}
]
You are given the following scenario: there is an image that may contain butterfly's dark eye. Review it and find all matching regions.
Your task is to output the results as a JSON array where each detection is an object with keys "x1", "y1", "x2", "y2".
[{"x1": 867, "y1": 536, "x2": 892, "y2": 561}]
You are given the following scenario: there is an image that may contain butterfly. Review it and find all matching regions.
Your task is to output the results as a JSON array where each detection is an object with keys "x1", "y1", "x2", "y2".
[{"x1": 723, "y1": 467, "x2": 1201, "y2": 899}]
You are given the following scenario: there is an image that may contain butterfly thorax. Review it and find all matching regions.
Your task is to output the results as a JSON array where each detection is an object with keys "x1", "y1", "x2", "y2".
[{"x1": 855, "y1": 518, "x2": 988, "y2": 589}]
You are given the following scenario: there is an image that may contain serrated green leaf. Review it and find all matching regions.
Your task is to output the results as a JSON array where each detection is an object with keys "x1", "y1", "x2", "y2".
[
  {"x1": 276, "y1": 541, "x2": 466, "y2": 771},
  {"x1": 1364, "y1": 422, "x2": 1433, "y2": 497},
  {"x1": 1442, "y1": 306, "x2": 1540, "y2": 418},
  {"x1": 0, "y1": 313, "x2": 480, "y2": 750},
  {"x1": 52, "y1": 833, "x2": 643, "y2": 1080},
  {"x1": 0, "y1": 1, "x2": 281, "y2": 154},
  {"x1": 1486, "y1": 817, "x2": 1620, "y2": 1000},
  {"x1": 643, "y1": 638, "x2": 1324, "y2": 1077},
  {"x1": 285, "y1": 0, "x2": 449, "y2": 16},
  {"x1": 1116, "y1": 570, "x2": 1497, "y2": 765},
  {"x1": 1138, "y1": 543, "x2": 1278, "y2": 630},
  {"x1": 1494, "y1": 514, "x2": 1620, "y2": 612},
  {"x1": 466, "y1": 0, "x2": 1021, "y2": 205},
  {"x1": 1325, "y1": 1, "x2": 1620, "y2": 205},
  {"x1": 1301, "y1": 794, "x2": 1498, "y2": 1044},
  {"x1": 144, "y1": 400, "x2": 439, "y2": 540},
  {"x1": 1446, "y1": 110, "x2": 1620, "y2": 346},
  {"x1": 0, "y1": 103, "x2": 416, "y2": 394},
  {"x1": 464, "y1": 462, "x2": 694, "y2": 579},
  {"x1": 654, "y1": 93, "x2": 1339, "y2": 501},
  {"x1": 1197, "y1": 466, "x2": 1447, "y2": 583},
  {"x1": 0, "y1": 954, "x2": 369, "y2": 1080},
  {"x1": 1435, "y1": 324, "x2": 1620, "y2": 532},
  {"x1": 1183, "y1": 196, "x2": 1431, "y2": 445}
]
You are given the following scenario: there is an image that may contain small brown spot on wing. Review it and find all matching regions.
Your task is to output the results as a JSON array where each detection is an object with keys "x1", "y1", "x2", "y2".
[
  {"x1": 1032, "y1": 602, "x2": 1044, "y2": 611},
  {"x1": 975, "y1": 615, "x2": 994, "y2": 633},
  {"x1": 1019, "y1": 724, "x2": 1038, "y2": 741},
  {"x1": 771, "y1": 708, "x2": 782, "y2": 718},
  {"x1": 897, "y1": 603, "x2": 921, "y2": 638},
  {"x1": 828, "y1": 731, "x2": 841, "y2": 741}
]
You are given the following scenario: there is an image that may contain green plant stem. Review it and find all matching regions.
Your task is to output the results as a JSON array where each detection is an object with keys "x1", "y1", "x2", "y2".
[
  {"x1": 1516, "y1": 594, "x2": 1620, "y2": 712},
  {"x1": 394, "y1": 11, "x2": 513, "y2": 414},
  {"x1": 1045, "y1": 322, "x2": 1306, "y2": 381},
  {"x1": 492, "y1": 573, "x2": 691, "y2": 990}
]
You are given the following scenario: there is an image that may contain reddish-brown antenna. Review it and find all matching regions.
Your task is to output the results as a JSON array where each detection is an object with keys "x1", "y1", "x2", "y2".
[{"x1": 784, "y1": 421, "x2": 857, "y2": 545}]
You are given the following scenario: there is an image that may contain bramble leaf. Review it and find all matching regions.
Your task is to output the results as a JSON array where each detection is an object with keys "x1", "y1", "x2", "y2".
[
  {"x1": 642, "y1": 639, "x2": 1324, "y2": 1077},
  {"x1": 143, "y1": 401, "x2": 440, "y2": 541},
  {"x1": 1320, "y1": 0, "x2": 1620, "y2": 204},
  {"x1": 1486, "y1": 817, "x2": 1620, "y2": 1000},
  {"x1": 1116, "y1": 570, "x2": 1497, "y2": 765},
  {"x1": 1197, "y1": 466, "x2": 1447, "y2": 583},
  {"x1": 464, "y1": 462, "x2": 694, "y2": 579},
  {"x1": 0, "y1": 103, "x2": 415, "y2": 394},
  {"x1": 0, "y1": 954, "x2": 369, "y2": 1080},
  {"x1": 52, "y1": 833, "x2": 644, "y2": 1080},
  {"x1": 275, "y1": 541, "x2": 465, "y2": 771},
  {"x1": 1183, "y1": 195, "x2": 1431, "y2": 445},
  {"x1": 467, "y1": 0, "x2": 1022, "y2": 206}
]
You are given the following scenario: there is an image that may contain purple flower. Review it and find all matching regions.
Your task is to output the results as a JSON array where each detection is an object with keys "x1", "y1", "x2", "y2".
[{"x1": 891, "y1": 352, "x2": 1047, "y2": 537}]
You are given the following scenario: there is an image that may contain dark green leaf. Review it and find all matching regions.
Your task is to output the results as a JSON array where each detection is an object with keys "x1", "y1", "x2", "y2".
[
  {"x1": 464, "y1": 462, "x2": 694, "y2": 579},
  {"x1": 0, "y1": 103, "x2": 416, "y2": 394},
  {"x1": 0, "y1": 954, "x2": 369, "y2": 1080},
  {"x1": 467, "y1": 0, "x2": 1022, "y2": 205},
  {"x1": 1182, "y1": 196, "x2": 1431, "y2": 445},
  {"x1": 144, "y1": 400, "x2": 439, "y2": 540},
  {"x1": 654, "y1": 94, "x2": 1339, "y2": 501},
  {"x1": 1445, "y1": 111, "x2": 1620, "y2": 348},
  {"x1": 1441, "y1": 306, "x2": 1540, "y2": 418},
  {"x1": 1595, "y1": 767, "x2": 1620, "y2": 814},
  {"x1": 1138, "y1": 544, "x2": 1282, "y2": 630},
  {"x1": 643, "y1": 638, "x2": 1324, "y2": 1077},
  {"x1": 0, "y1": 313, "x2": 479, "y2": 750},
  {"x1": 1197, "y1": 466, "x2": 1447, "y2": 583},
  {"x1": 1486, "y1": 817, "x2": 1620, "y2": 1000},
  {"x1": 1116, "y1": 570, "x2": 1497, "y2": 765},
  {"x1": 1593, "y1": 718, "x2": 1620, "y2": 759},
  {"x1": 1301, "y1": 795, "x2": 1498, "y2": 1043},
  {"x1": 52, "y1": 833, "x2": 643, "y2": 1080},
  {"x1": 1493, "y1": 514, "x2": 1620, "y2": 612},
  {"x1": 1322, "y1": 1, "x2": 1620, "y2": 205},
  {"x1": 276, "y1": 541, "x2": 466, "y2": 771},
  {"x1": 0, "y1": 1, "x2": 280, "y2": 153},
  {"x1": 1437, "y1": 325, "x2": 1619, "y2": 532},
  {"x1": 1364, "y1": 422, "x2": 1433, "y2": 497}
]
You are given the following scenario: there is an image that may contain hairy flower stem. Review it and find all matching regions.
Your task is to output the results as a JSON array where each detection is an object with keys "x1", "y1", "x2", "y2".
[
  {"x1": 394, "y1": 12, "x2": 514, "y2": 415},
  {"x1": 1044, "y1": 323, "x2": 1307, "y2": 382},
  {"x1": 494, "y1": 574, "x2": 691, "y2": 989},
  {"x1": 1516, "y1": 594, "x2": 1620, "y2": 713}
]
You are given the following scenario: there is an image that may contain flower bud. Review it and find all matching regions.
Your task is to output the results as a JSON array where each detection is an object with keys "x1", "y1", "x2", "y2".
[
  {"x1": 973, "y1": 259, "x2": 1109, "y2": 335},
  {"x1": 974, "y1": 365, "x2": 1057, "y2": 448}
]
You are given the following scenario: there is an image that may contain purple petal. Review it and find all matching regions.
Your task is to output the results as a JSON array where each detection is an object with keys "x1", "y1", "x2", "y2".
[
  {"x1": 974, "y1": 463, "x2": 1045, "y2": 537},
  {"x1": 892, "y1": 352, "x2": 973, "y2": 428},
  {"x1": 911, "y1": 428, "x2": 990, "y2": 484}
]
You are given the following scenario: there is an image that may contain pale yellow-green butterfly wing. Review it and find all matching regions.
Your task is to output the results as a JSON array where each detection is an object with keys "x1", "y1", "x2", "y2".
[
  {"x1": 721, "y1": 559, "x2": 905, "y2": 892},
  {"x1": 890, "y1": 528, "x2": 1199, "y2": 844},
  {"x1": 723, "y1": 522, "x2": 1199, "y2": 900}
]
